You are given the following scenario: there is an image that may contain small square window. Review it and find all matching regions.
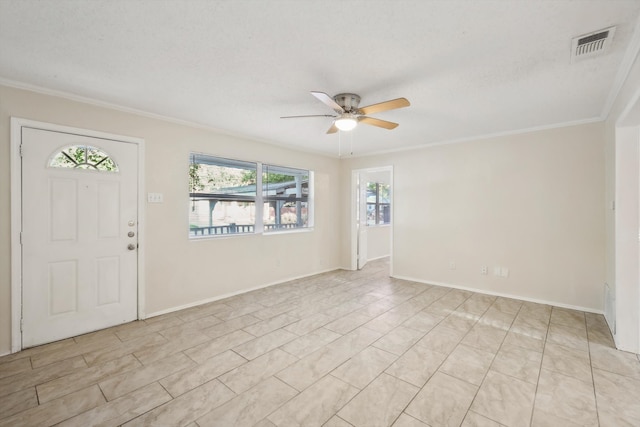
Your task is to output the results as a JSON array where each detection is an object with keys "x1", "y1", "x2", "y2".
[
  {"x1": 366, "y1": 182, "x2": 391, "y2": 226},
  {"x1": 263, "y1": 164, "x2": 310, "y2": 232}
]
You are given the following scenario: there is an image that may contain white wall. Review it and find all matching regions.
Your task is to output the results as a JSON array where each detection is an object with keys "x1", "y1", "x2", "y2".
[
  {"x1": 605, "y1": 46, "x2": 640, "y2": 353},
  {"x1": 0, "y1": 85, "x2": 342, "y2": 355},
  {"x1": 341, "y1": 123, "x2": 606, "y2": 312}
]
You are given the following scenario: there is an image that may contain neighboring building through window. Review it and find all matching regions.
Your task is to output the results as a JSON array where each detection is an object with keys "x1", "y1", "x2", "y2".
[
  {"x1": 366, "y1": 182, "x2": 390, "y2": 225},
  {"x1": 189, "y1": 154, "x2": 257, "y2": 236},
  {"x1": 189, "y1": 153, "x2": 312, "y2": 237},
  {"x1": 263, "y1": 164, "x2": 309, "y2": 231}
]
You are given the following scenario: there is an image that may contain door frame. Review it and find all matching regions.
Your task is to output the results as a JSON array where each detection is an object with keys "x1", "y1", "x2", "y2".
[
  {"x1": 611, "y1": 77, "x2": 640, "y2": 354},
  {"x1": 10, "y1": 117, "x2": 146, "y2": 353},
  {"x1": 350, "y1": 166, "x2": 394, "y2": 273}
]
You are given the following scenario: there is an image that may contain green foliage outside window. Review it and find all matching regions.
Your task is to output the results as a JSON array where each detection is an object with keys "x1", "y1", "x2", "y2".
[{"x1": 50, "y1": 145, "x2": 118, "y2": 172}]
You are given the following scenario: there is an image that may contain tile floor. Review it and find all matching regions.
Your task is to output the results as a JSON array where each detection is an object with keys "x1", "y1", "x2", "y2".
[{"x1": 1, "y1": 258, "x2": 640, "y2": 426}]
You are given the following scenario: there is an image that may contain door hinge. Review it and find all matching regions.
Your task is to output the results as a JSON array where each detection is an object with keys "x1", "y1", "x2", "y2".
[
  {"x1": 19, "y1": 144, "x2": 23, "y2": 157},
  {"x1": 20, "y1": 318, "x2": 23, "y2": 332},
  {"x1": 19, "y1": 231, "x2": 22, "y2": 245}
]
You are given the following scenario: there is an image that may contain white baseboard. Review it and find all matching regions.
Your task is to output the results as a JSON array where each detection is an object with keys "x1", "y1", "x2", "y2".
[
  {"x1": 144, "y1": 266, "x2": 341, "y2": 319},
  {"x1": 392, "y1": 275, "x2": 604, "y2": 315},
  {"x1": 147, "y1": 269, "x2": 604, "y2": 320}
]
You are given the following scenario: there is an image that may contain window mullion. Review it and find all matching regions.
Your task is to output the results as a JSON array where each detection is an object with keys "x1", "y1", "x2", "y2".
[
  {"x1": 255, "y1": 162, "x2": 264, "y2": 234},
  {"x1": 376, "y1": 183, "x2": 381, "y2": 225}
]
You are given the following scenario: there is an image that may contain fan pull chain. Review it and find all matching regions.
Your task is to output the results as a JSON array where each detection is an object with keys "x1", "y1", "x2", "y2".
[{"x1": 350, "y1": 130, "x2": 353, "y2": 156}]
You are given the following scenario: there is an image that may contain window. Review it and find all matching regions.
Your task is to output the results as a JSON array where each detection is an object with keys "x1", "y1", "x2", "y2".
[
  {"x1": 263, "y1": 164, "x2": 309, "y2": 232},
  {"x1": 189, "y1": 154, "x2": 257, "y2": 236},
  {"x1": 188, "y1": 153, "x2": 312, "y2": 238},
  {"x1": 366, "y1": 182, "x2": 390, "y2": 226},
  {"x1": 49, "y1": 145, "x2": 118, "y2": 172}
]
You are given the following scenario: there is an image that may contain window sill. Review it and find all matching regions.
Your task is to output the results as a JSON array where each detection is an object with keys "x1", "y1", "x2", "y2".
[
  {"x1": 189, "y1": 232, "x2": 257, "y2": 241},
  {"x1": 189, "y1": 227, "x2": 313, "y2": 240},
  {"x1": 264, "y1": 227, "x2": 313, "y2": 236}
]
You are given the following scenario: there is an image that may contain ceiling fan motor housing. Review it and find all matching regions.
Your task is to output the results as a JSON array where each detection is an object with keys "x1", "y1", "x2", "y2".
[{"x1": 333, "y1": 93, "x2": 361, "y2": 112}]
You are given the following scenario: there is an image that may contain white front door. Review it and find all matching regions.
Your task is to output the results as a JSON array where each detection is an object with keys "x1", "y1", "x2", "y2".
[{"x1": 21, "y1": 127, "x2": 139, "y2": 348}]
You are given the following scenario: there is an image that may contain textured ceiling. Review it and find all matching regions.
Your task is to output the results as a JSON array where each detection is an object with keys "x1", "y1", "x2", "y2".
[{"x1": 1, "y1": 0, "x2": 639, "y2": 157}]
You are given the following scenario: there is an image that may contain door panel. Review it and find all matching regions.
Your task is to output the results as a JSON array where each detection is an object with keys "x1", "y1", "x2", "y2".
[
  {"x1": 22, "y1": 127, "x2": 138, "y2": 348},
  {"x1": 97, "y1": 256, "x2": 121, "y2": 305},
  {"x1": 97, "y1": 181, "x2": 121, "y2": 238},
  {"x1": 48, "y1": 260, "x2": 78, "y2": 314},
  {"x1": 50, "y1": 178, "x2": 78, "y2": 241}
]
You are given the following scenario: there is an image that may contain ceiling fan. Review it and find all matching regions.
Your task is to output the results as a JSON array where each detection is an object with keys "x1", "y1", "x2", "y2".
[{"x1": 281, "y1": 91, "x2": 410, "y2": 134}]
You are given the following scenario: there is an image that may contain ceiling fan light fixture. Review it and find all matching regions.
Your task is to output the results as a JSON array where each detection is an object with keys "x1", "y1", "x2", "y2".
[
  {"x1": 282, "y1": 91, "x2": 409, "y2": 134},
  {"x1": 335, "y1": 116, "x2": 358, "y2": 131}
]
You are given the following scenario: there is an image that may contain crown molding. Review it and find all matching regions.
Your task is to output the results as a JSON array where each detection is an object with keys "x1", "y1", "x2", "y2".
[
  {"x1": 347, "y1": 117, "x2": 604, "y2": 159},
  {"x1": 0, "y1": 77, "x2": 337, "y2": 159}
]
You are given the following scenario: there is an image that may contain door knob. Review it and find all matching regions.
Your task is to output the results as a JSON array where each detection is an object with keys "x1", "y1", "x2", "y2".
[
  {"x1": 128, "y1": 231, "x2": 135, "y2": 237},
  {"x1": 128, "y1": 244, "x2": 136, "y2": 250}
]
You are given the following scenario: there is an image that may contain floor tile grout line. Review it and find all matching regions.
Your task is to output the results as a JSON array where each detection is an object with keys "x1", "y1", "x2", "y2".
[
  {"x1": 527, "y1": 303, "x2": 552, "y2": 427},
  {"x1": 389, "y1": 330, "x2": 458, "y2": 424},
  {"x1": 532, "y1": 307, "x2": 604, "y2": 426},
  {"x1": 331, "y1": 414, "x2": 355, "y2": 426},
  {"x1": 587, "y1": 319, "x2": 603, "y2": 427},
  {"x1": 460, "y1": 299, "x2": 521, "y2": 426},
  {"x1": 115, "y1": 384, "x2": 168, "y2": 427},
  {"x1": 251, "y1": 275, "x2": 425, "y2": 420}
]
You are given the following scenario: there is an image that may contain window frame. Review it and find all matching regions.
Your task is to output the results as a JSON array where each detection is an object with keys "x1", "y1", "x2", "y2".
[
  {"x1": 49, "y1": 144, "x2": 119, "y2": 172},
  {"x1": 188, "y1": 152, "x2": 313, "y2": 239},
  {"x1": 262, "y1": 163, "x2": 312, "y2": 233}
]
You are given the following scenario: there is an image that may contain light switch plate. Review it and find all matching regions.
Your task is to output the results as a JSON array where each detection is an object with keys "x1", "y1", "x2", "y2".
[{"x1": 147, "y1": 192, "x2": 163, "y2": 203}]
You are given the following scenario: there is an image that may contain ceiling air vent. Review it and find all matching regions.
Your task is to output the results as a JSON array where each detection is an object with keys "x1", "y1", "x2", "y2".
[{"x1": 571, "y1": 26, "x2": 616, "y2": 63}]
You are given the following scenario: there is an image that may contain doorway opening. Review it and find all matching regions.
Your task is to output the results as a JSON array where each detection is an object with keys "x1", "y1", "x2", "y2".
[
  {"x1": 612, "y1": 87, "x2": 640, "y2": 354},
  {"x1": 350, "y1": 166, "x2": 393, "y2": 276}
]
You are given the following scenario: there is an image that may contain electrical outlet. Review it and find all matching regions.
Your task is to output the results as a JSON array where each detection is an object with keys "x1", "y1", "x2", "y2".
[
  {"x1": 481, "y1": 266, "x2": 488, "y2": 275},
  {"x1": 494, "y1": 267, "x2": 501, "y2": 276},
  {"x1": 449, "y1": 261, "x2": 456, "y2": 270}
]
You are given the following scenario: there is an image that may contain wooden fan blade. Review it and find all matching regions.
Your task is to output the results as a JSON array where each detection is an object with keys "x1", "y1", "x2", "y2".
[
  {"x1": 311, "y1": 91, "x2": 344, "y2": 114},
  {"x1": 326, "y1": 123, "x2": 339, "y2": 134},
  {"x1": 359, "y1": 116, "x2": 399, "y2": 130},
  {"x1": 281, "y1": 114, "x2": 336, "y2": 119},
  {"x1": 358, "y1": 97, "x2": 410, "y2": 115}
]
